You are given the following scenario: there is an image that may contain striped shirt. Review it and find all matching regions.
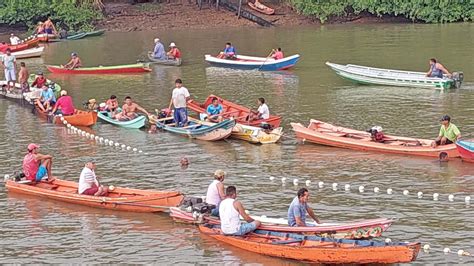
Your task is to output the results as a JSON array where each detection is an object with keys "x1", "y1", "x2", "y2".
[{"x1": 78, "y1": 167, "x2": 98, "y2": 194}]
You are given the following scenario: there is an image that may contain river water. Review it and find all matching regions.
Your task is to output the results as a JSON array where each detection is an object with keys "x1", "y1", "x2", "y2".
[{"x1": 0, "y1": 23, "x2": 473, "y2": 264}]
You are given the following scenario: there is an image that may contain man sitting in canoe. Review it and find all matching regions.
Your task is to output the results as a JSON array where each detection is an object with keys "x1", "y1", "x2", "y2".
[
  {"x1": 431, "y1": 115, "x2": 461, "y2": 147},
  {"x1": 288, "y1": 188, "x2": 320, "y2": 226},
  {"x1": 271, "y1": 48, "x2": 284, "y2": 60},
  {"x1": 78, "y1": 160, "x2": 108, "y2": 196},
  {"x1": 18, "y1": 62, "x2": 29, "y2": 93},
  {"x1": 217, "y1": 42, "x2": 236, "y2": 59},
  {"x1": 248, "y1": 97, "x2": 270, "y2": 121},
  {"x1": 219, "y1": 186, "x2": 261, "y2": 235},
  {"x1": 63, "y1": 52, "x2": 82, "y2": 70},
  {"x1": 167, "y1": 42, "x2": 181, "y2": 60},
  {"x1": 206, "y1": 169, "x2": 226, "y2": 216},
  {"x1": 35, "y1": 85, "x2": 56, "y2": 112},
  {"x1": 152, "y1": 38, "x2": 166, "y2": 60},
  {"x1": 115, "y1": 96, "x2": 150, "y2": 121},
  {"x1": 105, "y1": 95, "x2": 119, "y2": 116},
  {"x1": 31, "y1": 72, "x2": 47, "y2": 89},
  {"x1": 51, "y1": 90, "x2": 75, "y2": 116},
  {"x1": 43, "y1": 16, "x2": 58, "y2": 35},
  {"x1": 22, "y1": 143, "x2": 54, "y2": 183},
  {"x1": 204, "y1": 97, "x2": 224, "y2": 123},
  {"x1": 426, "y1": 58, "x2": 451, "y2": 78},
  {"x1": 168, "y1": 78, "x2": 190, "y2": 127}
]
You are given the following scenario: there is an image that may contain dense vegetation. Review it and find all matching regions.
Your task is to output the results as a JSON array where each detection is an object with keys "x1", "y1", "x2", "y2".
[
  {"x1": 289, "y1": 0, "x2": 474, "y2": 23},
  {"x1": 0, "y1": 0, "x2": 104, "y2": 32}
]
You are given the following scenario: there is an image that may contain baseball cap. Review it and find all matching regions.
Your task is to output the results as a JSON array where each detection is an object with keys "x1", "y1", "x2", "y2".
[
  {"x1": 27, "y1": 143, "x2": 40, "y2": 151},
  {"x1": 440, "y1": 115, "x2": 451, "y2": 122},
  {"x1": 60, "y1": 90, "x2": 67, "y2": 96}
]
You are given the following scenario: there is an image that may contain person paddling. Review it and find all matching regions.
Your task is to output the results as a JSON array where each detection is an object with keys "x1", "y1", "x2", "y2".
[
  {"x1": 270, "y1": 48, "x2": 284, "y2": 60},
  {"x1": 63, "y1": 52, "x2": 82, "y2": 69},
  {"x1": 288, "y1": 188, "x2": 321, "y2": 226},
  {"x1": 217, "y1": 42, "x2": 236, "y2": 59},
  {"x1": 219, "y1": 186, "x2": 261, "y2": 235},
  {"x1": 22, "y1": 143, "x2": 54, "y2": 183},
  {"x1": 167, "y1": 42, "x2": 181, "y2": 60}
]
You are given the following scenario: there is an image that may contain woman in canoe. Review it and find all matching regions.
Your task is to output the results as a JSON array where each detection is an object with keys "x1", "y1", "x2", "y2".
[
  {"x1": 78, "y1": 160, "x2": 108, "y2": 196},
  {"x1": 205, "y1": 170, "x2": 226, "y2": 216},
  {"x1": 63, "y1": 52, "x2": 82, "y2": 70},
  {"x1": 167, "y1": 42, "x2": 181, "y2": 60}
]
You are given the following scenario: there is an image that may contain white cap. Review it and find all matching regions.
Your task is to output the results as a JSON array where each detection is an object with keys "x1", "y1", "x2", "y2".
[
  {"x1": 169, "y1": 42, "x2": 176, "y2": 47},
  {"x1": 60, "y1": 90, "x2": 67, "y2": 96},
  {"x1": 99, "y1": 103, "x2": 106, "y2": 108},
  {"x1": 154, "y1": 38, "x2": 160, "y2": 43}
]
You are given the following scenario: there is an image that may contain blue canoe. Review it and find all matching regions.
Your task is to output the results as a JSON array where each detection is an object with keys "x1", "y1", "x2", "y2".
[
  {"x1": 204, "y1": 54, "x2": 300, "y2": 71},
  {"x1": 97, "y1": 111, "x2": 146, "y2": 129},
  {"x1": 156, "y1": 117, "x2": 236, "y2": 141},
  {"x1": 67, "y1": 29, "x2": 105, "y2": 40}
]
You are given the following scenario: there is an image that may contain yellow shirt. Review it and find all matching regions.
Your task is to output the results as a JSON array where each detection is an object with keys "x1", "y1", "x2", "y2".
[{"x1": 439, "y1": 123, "x2": 460, "y2": 142}]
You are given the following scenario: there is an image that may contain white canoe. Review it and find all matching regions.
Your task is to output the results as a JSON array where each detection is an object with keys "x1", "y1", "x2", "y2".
[
  {"x1": 8, "y1": 46, "x2": 45, "y2": 59},
  {"x1": 326, "y1": 62, "x2": 463, "y2": 90}
]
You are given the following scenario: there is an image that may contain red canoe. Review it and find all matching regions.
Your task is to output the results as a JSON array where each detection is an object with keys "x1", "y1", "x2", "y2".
[
  {"x1": 187, "y1": 94, "x2": 282, "y2": 128},
  {"x1": 248, "y1": 1, "x2": 275, "y2": 15},
  {"x1": 46, "y1": 63, "x2": 152, "y2": 74},
  {"x1": 199, "y1": 225, "x2": 420, "y2": 264},
  {"x1": 170, "y1": 207, "x2": 392, "y2": 239},
  {"x1": 291, "y1": 119, "x2": 460, "y2": 158},
  {"x1": 456, "y1": 140, "x2": 474, "y2": 163},
  {"x1": 5, "y1": 38, "x2": 40, "y2": 52},
  {"x1": 6, "y1": 179, "x2": 184, "y2": 213}
]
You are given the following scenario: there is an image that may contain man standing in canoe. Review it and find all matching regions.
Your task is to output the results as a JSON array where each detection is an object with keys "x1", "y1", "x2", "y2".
[
  {"x1": 78, "y1": 160, "x2": 108, "y2": 196},
  {"x1": 426, "y1": 58, "x2": 451, "y2": 78},
  {"x1": 219, "y1": 186, "x2": 261, "y2": 235},
  {"x1": 18, "y1": 62, "x2": 29, "y2": 93},
  {"x1": 288, "y1": 188, "x2": 321, "y2": 226},
  {"x1": 167, "y1": 42, "x2": 181, "y2": 60},
  {"x1": 115, "y1": 96, "x2": 150, "y2": 121},
  {"x1": 432, "y1": 115, "x2": 461, "y2": 147},
  {"x1": 248, "y1": 97, "x2": 270, "y2": 121},
  {"x1": 63, "y1": 52, "x2": 82, "y2": 70},
  {"x1": 168, "y1": 79, "x2": 190, "y2": 127},
  {"x1": 1, "y1": 48, "x2": 17, "y2": 92},
  {"x1": 22, "y1": 143, "x2": 54, "y2": 183},
  {"x1": 152, "y1": 38, "x2": 166, "y2": 60},
  {"x1": 217, "y1": 42, "x2": 236, "y2": 59}
]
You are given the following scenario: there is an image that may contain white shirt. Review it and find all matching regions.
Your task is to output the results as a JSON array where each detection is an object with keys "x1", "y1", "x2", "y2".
[
  {"x1": 257, "y1": 103, "x2": 270, "y2": 119},
  {"x1": 219, "y1": 198, "x2": 241, "y2": 234},
  {"x1": 10, "y1": 36, "x2": 21, "y2": 45},
  {"x1": 172, "y1": 86, "x2": 190, "y2": 109},
  {"x1": 78, "y1": 167, "x2": 99, "y2": 194},
  {"x1": 206, "y1": 180, "x2": 222, "y2": 206}
]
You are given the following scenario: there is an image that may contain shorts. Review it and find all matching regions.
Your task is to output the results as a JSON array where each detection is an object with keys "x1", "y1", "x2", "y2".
[
  {"x1": 211, "y1": 207, "x2": 219, "y2": 217},
  {"x1": 45, "y1": 28, "x2": 53, "y2": 34},
  {"x1": 173, "y1": 107, "x2": 188, "y2": 127},
  {"x1": 21, "y1": 82, "x2": 30, "y2": 93},
  {"x1": 82, "y1": 186, "x2": 99, "y2": 195},
  {"x1": 4, "y1": 69, "x2": 16, "y2": 82},
  {"x1": 436, "y1": 138, "x2": 453, "y2": 145},
  {"x1": 234, "y1": 221, "x2": 258, "y2": 236},
  {"x1": 35, "y1": 165, "x2": 47, "y2": 181}
]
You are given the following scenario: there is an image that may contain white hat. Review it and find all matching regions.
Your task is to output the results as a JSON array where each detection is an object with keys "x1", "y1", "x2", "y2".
[
  {"x1": 154, "y1": 38, "x2": 160, "y2": 43},
  {"x1": 169, "y1": 42, "x2": 176, "y2": 47},
  {"x1": 60, "y1": 90, "x2": 67, "y2": 96},
  {"x1": 99, "y1": 103, "x2": 106, "y2": 108}
]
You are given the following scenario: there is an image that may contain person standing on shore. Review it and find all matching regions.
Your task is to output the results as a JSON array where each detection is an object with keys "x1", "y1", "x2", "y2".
[
  {"x1": 1, "y1": 48, "x2": 17, "y2": 92},
  {"x1": 18, "y1": 62, "x2": 29, "y2": 93},
  {"x1": 152, "y1": 38, "x2": 166, "y2": 60},
  {"x1": 168, "y1": 78, "x2": 190, "y2": 127}
]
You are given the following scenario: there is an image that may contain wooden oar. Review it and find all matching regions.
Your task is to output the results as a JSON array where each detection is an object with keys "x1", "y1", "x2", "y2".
[{"x1": 257, "y1": 50, "x2": 275, "y2": 71}]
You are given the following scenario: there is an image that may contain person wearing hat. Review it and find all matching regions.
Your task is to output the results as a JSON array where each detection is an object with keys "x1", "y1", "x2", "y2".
[
  {"x1": 78, "y1": 160, "x2": 108, "y2": 196},
  {"x1": 35, "y1": 21, "x2": 45, "y2": 34},
  {"x1": 51, "y1": 90, "x2": 75, "y2": 116},
  {"x1": 205, "y1": 170, "x2": 226, "y2": 216},
  {"x1": 288, "y1": 187, "x2": 320, "y2": 227},
  {"x1": 31, "y1": 72, "x2": 47, "y2": 89},
  {"x1": 35, "y1": 85, "x2": 57, "y2": 112},
  {"x1": 1, "y1": 48, "x2": 16, "y2": 91},
  {"x1": 166, "y1": 42, "x2": 181, "y2": 60},
  {"x1": 152, "y1": 38, "x2": 166, "y2": 60},
  {"x1": 9, "y1": 33, "x2": 21, "y2": 45},
  {"x1": 63, "y1": 52, "x2": 82, "y2": 70},
  {"x1": 432, "y1": 115, "x2": 461, "y2": 147},
  {"x1": 22, "y1": 143, "x2": 54, "y2": 182}
]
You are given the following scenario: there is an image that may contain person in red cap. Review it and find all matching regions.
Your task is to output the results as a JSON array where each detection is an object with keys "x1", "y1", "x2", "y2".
[{"x1": 22, "y1": 143, "x2": 54, "y2": 182}]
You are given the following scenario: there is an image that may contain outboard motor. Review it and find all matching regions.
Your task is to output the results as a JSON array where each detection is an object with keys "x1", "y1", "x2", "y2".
[
  {"x1": 179, "y1": 196, "x2": 216, "y2": 223},
  {"x1": 367, "y1": 126, "x2": 384, "y2": 143},
  {"x1": 260, "y1": 122, "x2": 273, "y2": 131},
  {"x1": 451, "y1": 72, "x2": 464, "y2": 89}
]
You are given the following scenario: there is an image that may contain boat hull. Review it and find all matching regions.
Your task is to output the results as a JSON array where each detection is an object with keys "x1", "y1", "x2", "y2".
[
  {"x1": 231, "y1": 125, "x2": 282, "y2": 144},
  {"x1": 57, "y1": 110, "x2": 98, "y2": 127},
  {"x1": 147, "y1": 52, "x2": 182, "y2": 66},
  {"x1": 248, "y1": 2, "x2": 275, "y2": 15},
  {"x1": 5, "y1": 179, "x2": 183, "y2": 213},
  {"x1": 199, "y1": 225, "x2": 420, "y2": 264},
  {"x1": 291, "y1": 119, "x2": 460, "y2": 158},
  {"x1": 46, "y1": 63, "x2": 152, "y2": 74},
  {"x1": 456, "y1": 140, "x2": 474, "y2": 163},
  {"x1": 37, "y1": 34, "x2": 59, "y2": 42},
  {"x1": 67, "y1": 29, "x2": 105, "y2": 40},
  {"x1": 8, "y1": 46, "x2": 44, "y2": 59},
  {"x1": 156, "y1": 117, "x2": 235, "y2": 141},
  {"x1": 205, "y1": 54, "x2": 299, "y2": 71},
  {"x1": 97, "y1": 111, "x2": 146, "y2": 129}
]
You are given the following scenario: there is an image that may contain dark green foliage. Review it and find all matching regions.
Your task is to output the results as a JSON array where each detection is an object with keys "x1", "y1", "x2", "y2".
[
  {"x1": 0, "y1": 0, "x2": 102, "y2": 31},
  {"x1": 289, "y1": 0, "x2": 474, "y2": 23}
]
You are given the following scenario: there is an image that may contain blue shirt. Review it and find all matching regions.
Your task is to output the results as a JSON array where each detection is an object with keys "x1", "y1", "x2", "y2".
[
  {"x1": 153, "y1": 42, "x2": 166, "y2": 60},
  {"x1": 41, "y1": 88, "x2": 56, "y2": 102},
  {"x1": 224, "y1": 46, "x2": 236, "y2": 55},
  {"x1": 206, "y1": 104, "x2": 223, "y2": 115},
  {"x1": 288, "y1": 196, "x2": 308, "y2": 226}
]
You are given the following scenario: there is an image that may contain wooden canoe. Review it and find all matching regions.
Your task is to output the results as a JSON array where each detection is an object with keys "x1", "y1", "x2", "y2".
[
  {"x1": 46, "y1": 63, "x2": 152, "y2": 74},
  {"x1": 231, "y1": 124, "x2": 282, "y2": 144},
  {"x1": 37, "y1": 33, "x2": 59, "y2": 42},
  {"x1": 67, "y1": 29, "x2": 105, "y2": 40},
  {"x1": 147, "y1": 52, "x2": 182, "y2": 66},
  {"x1": 5, "y1": 42, "x2": 29, "y2": 53},
  {"x1": 248, "y1": 1, "x2": 275, "y2": 15},
  {"x1": 187, "y1": 94, "x2": 281, "y2": 128},
  {"x1": 291, "y1": 119, "x2": 460, "y2": 158},
  {"x1": 35, "y1": 106, "x2": 98, "y2": 127},
  {"x1": 6, "y1": 38, "x2": 39, "y2": 52},
  {"x1": 5, "y1": 179, "x2": 184, "y2": 213},
  {"x1": 456, "y1": 140, "x2": 474, "y2": 163},
  {"x1": 155, "y1": 117, "x2": 236, "y2": 141},
  {"x1": 170, "y1": 207, "x2": 392, "y2": 239},
  {"x1": 97, "y1": 111, "x2": 146, "y2": 129},
  {"x1": 205, "y1": 54, "x2": 300, "y2": 71},
  {"x1": 199, "y1": 225, "x2": 420, "y2": 264},
  {"x1": 7, "y1": 46, "x2": 44, "y2": 59}
]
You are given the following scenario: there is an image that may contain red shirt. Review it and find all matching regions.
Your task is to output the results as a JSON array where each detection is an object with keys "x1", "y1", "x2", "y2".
[
  {"x1": 171, "y1": 48, "x2": 181, "y2": 59},
  {"x1": 32, "y1": 77, "x2": 47, "y2": 88},
  {"x1": 272, "y1": 51, "x2": 284, "y2": 60},
  {"x1": 55, "y1": 95, "x2": 75, "y2": 115},
  {"x1": 23, "y1": 153, "x2": 39, "y2": 181}
]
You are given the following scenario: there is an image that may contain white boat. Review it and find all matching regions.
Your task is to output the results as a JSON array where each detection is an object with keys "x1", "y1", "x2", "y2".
[
  {"x1": 205, "y1": 54, "x2": 300, "y2": 71},
  {"x1": 326, "y1": 62, "x2": 463, "y2": 90},
  {"x1": 8, "y1": 46, "x2": 45, "y2": 59}
]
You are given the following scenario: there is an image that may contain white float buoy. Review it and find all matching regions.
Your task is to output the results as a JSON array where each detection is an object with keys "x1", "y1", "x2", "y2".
[
  {"x1": 121, "y1": 144, "x2": 126, "y2": 149},
  {"x1": 448, "y1": 194, "x2": 454, "y2": 202},
  {"x1": 457, "y1": 250, "x2": 465, "y2": 256},
  {"x1": 109, "y1": 141, "x2": 114, "y2": 146},
  {"x1": 385, "y1": 238, "x2": 391, "y2": 243},
  {"x1": 305, "y1": 180, "x2": 311, "y2": 186},
  {"x1": 269, "y1": 176, "x2": 275, "y2": 181},
  {"x1": 99, "y1": 137, "x2": 104, "y2": 142},
  {"x1": 81, "y1": 132, "x2": 86, "y2": 136},
  {"x1": 465, "y1": 196, "x2": 471, "y2": 204},
  {"x1": 95, "y1": 136, "x2": 99, "y2": 141},
  {"x1": 358, "y1": 185, "x2": 364, "y2": 193},
  {"x1": 417, "y1": 192, "x2": 423, "y2": 198},
  {"x1": 126, "y1": 146, "x2": 131, "y2": 151},
  {"x1": 443, "y1": 248, "x2": 450, "y2": 254},
  {"x1": 281, "y1": 177, "x2": 286, "y2": 183},
  {"x1": 66, "y1": 124, "x2": 71, "y2": 128},
  {"x1": 344, "y1": 184, "x2": 350, "y2": 191},
  {"x1": 423, "y1": 244, "x2": 430, "y2": 252},
  {"x1": 293, "y1": 178, "x2": 299, "y2": 186},
  {"x1": 60, "y1": 116, "x2": 65, "y2": 121},
  {"x1": 86, "y1": 133, "x2": 90, "y2": 138},
  {"x1": 138, "y1": 150, "x2": 143, "y2": 153},
  {"x1": 433, "y1": 193, "x2": 439, "y2": 201},
  {"x1": 133, "y1": 148, "x2": 138, "y2": 152},
  {"x1": 387, "y1": 188, "x2": 393, "y2": 194},
  {"x1": 403, "y1": 190, "x2": 409, "y2": 196},
  {"x1": 332, "y1": 183, "x2": 338, "y2": 190},
  {"x1": 4, "y1": 174, "x2": 10, "y2": 182},
  {"x1": 318, "y1": 181, "x2": 324, "y2": 188},
  {"x1": 115, "y1": 143, "x2": 120, "y2": 147},
  {"x1": 374, "y1": 187, "x2": 380, "y2": 193}
]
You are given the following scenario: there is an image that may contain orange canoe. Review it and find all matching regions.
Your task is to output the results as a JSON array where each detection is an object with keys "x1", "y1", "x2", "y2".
[
  {"x1": 200, "y1": 225, "x2": 420, "y2": 264},
  {"x1": 35, "y1": 106, "x2": 98, "y2": 127},
  {"x1": 291, "y1": 119, "x2": 460, "y2": 158},
  {"x1": 248, "y1": 1, "x2": 275, "y2": 15},
  {"x1": 187, "y1": 94, "x2": 282, "y2": 128},
  {"x1": 6, "y1": 38, "x2": 40, "y2": 52},
  {"x1": 6, "y1": 179, "x2": 184, "y2": 213}
]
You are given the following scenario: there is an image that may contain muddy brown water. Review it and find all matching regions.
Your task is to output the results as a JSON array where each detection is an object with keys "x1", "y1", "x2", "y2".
[{"x1": 0, "y1": 23, "x2": 473, "y2": 264}]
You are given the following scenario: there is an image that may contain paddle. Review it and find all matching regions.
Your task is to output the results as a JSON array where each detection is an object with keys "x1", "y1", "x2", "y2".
[{"x1": 257, "y1": 49, "x2": 275, "y2": 71}]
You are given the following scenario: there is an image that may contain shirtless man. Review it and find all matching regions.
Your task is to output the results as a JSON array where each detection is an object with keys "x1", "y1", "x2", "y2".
[
  {"x1": 43, "y1": 17, "x2": 57, "y2": 35},
  {"x1": 18, "y1": 62, "x2": 29, "y2": 93},
  {"x1": 63, "y1": 52, "x2": 82, "y2": 69},
  {"x1": 115, "y1": 96, "x2": 150, "y2": 121}
]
